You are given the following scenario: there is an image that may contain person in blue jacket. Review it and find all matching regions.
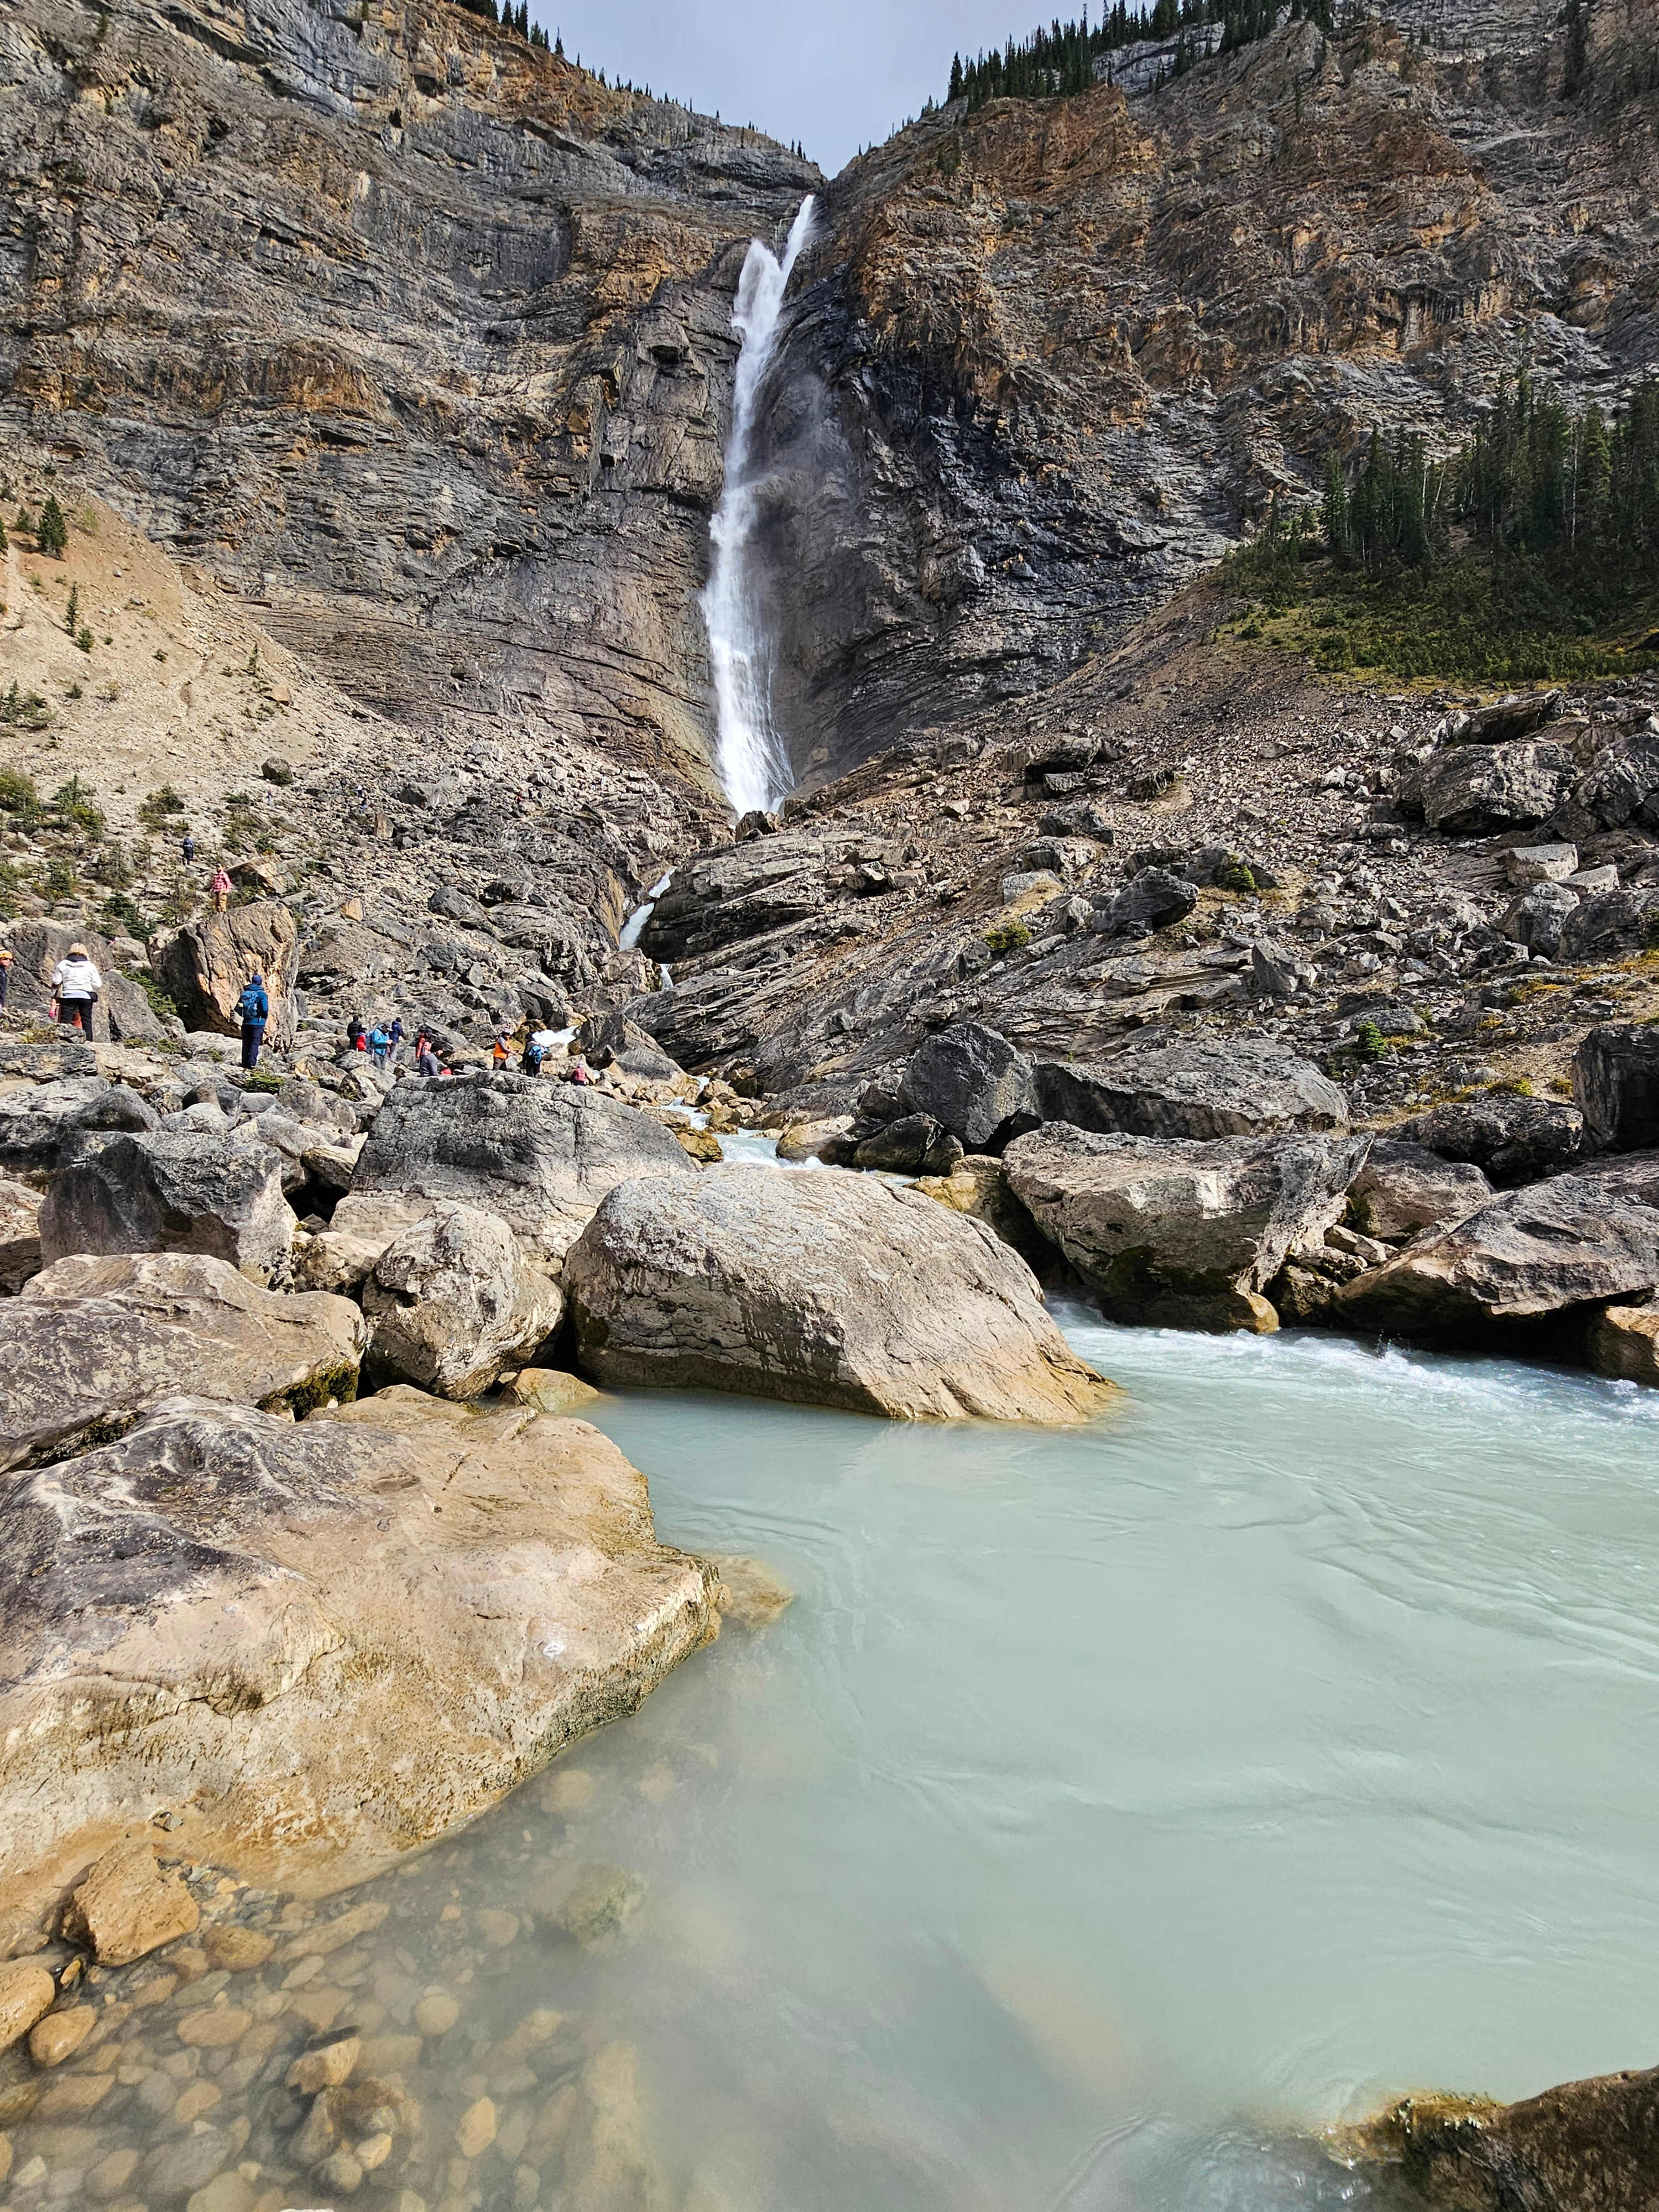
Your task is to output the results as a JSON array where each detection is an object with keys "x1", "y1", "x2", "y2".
[{"x1": 236, "y1": 972, "x2": 269, "y2": 1071}]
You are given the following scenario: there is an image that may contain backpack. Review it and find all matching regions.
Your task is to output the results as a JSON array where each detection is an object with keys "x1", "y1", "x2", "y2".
[{"x1": 524, "y1": 1041, "x2": 545, "y2": 1074}]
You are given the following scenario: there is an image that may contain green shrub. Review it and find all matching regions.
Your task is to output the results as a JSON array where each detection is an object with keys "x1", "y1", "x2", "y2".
[
  {"x1": 983, "y1": 918, "x2": 1032, "y2": 954},
  {"x1": 0, "y1": 766, "x2": 38, "y2": 813},
  {"x1": 1354, "y1": 1021, "x2": 1389, "y2": 1062},
  {"x1": 137, "y1": 784, "x2": 186, "y2": 828}
]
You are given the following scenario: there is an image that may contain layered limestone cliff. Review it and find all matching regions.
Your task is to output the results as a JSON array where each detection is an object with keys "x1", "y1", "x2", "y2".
[
  {"x1": 747, "y1": 3, "x2": 1659, "y2": 785},
  {"x1": 0, "y1": 0, "x2": 818, "y2": 804}
]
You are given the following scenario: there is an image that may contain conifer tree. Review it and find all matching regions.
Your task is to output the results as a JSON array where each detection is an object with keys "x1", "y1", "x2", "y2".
[{"x1": 38, "y1": 494, "x2": 68, "y2": 557}]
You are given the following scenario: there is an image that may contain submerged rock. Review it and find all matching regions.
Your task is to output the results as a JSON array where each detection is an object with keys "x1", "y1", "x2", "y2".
[
  {"x1": 59, "y1": 1838, "x2": 200, "y2": 1965},
  {"x1": 1335, "y1": 1171, "x2": 1659, "y2": 1345},
  {"x1": 0, "y1": 1390, "x2": 717, "y2": 1948},
  {"x1": 565, "y1": 1165, "x2": 1114, "y2": 1422},
  {"x1": 1005, "y1": 1126, "x2": 1369, "y2": 1332},
  {"x1": 0, "y1": 1252, "x2": 366, "y2": 1474},
  {"x1": 348, "y1": 1071, "x2": 692, "y2": 1260},
  {"x1": 1034, "y1": 1036, "x2": 1348, "y2": 1141}
]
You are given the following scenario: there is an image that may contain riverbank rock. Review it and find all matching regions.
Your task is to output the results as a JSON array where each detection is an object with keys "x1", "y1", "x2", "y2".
[
  {"x1": 38, "y1": 1131, "x2": 296, "y2": 1284},
  {"x1": 1339, "y1": 2065, "x2": 1659, "y2": 2211},
  {"x1": 1573, "y1": 1023, "x2": 1659, "y2": 1152},
  {"x1": 0, "y1": 1390, "x2": 717, "y2": 1948},
  {"x1": 1004, "y1": 1126, "x2": 1370, "y2": 1332},
  {"x1": 361, "y1": 1203, "x2": 564, "y2": 1398},
  {"x1": 1395, "y1": 1093, "x2": 1585, "y2": 1186},
  {"x1": 348, "y1": 1072, "x2": 692, "y2": 1259},
  {"x1": 1345, "y1": 1141, "x2": 1493, "y2": 1242},
  {"x1": 0, "y1": 1253, "x2": 367, "y2": 1473},
  {"x1": 1335, "y1": 1171, "x2": 1659, "y2": 1345},
  {"x1": 1033, "y1": 1037, "x2": 1348, "y2": 1140},
  {"x1": 1588, "y1": 1298, "x2": 1659, "y2": 1386},
  {"x1": 565, "y1": 1166, "x2": 1113, "y2": 1422},
  {"x1": 293, "y1": 1191, "x2": 437, "y2": 1293},
  {"x1": 914, "y1": 1154, "x2": 1053, "y2": 1268},
  {"x1": 896, "y1": 1022, "x2": 1036, "y2": 1150},
  {"x1": 59, "y1": 1838, "x2": 200, "y2": 1964}
]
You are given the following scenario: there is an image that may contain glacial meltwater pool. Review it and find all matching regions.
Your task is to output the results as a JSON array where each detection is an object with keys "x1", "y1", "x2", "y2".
[
  {"x1": 541, "y1": 1312, "x2": 1659, "y2": 2210},
  {"x1": 19, "y1": 1307, "x2": 1659, "y2": 2212}
]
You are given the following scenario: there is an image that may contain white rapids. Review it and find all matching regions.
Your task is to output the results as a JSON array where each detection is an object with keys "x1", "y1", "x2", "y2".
[{"x1": 702, "y1": 195, "x2": 817, "y2": 818}]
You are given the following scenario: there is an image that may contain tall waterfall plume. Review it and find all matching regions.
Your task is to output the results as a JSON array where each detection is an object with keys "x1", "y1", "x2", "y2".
[{"x1": 702, "y1": 196, "x2": 817, "y2": 817}]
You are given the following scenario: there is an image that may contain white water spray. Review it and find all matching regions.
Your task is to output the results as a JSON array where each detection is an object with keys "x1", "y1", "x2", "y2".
[{"x1": 702, "y1": 196, "x2": 817, "y2": 817}]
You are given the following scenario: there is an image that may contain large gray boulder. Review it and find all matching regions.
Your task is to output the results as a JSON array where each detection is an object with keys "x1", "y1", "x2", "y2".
[
  {"x1": 1004, "y1": 1126, "x2": 1370, "y2": 1332},
  {"x1": 1557, "y1": 886, "x2": 1659, "y2": 962},
  {"x1": 1335, "y1": 1171, "x2": 1659, "y2": 1344},
  {"x1": 39, "y1": 1131, "x2": 296, "y2": 1284},
  {"x1": 1, "y1": 921, "x2": 166, "y2": 1045},
  {"x1": 1501, "y1": 880, "x2": 1580, "y2": 958},
  {"x1": 1092, "y1": 867, "x2": 1199, "y2": 936},
  {"x1": 1346, "y1": 1141, "x2": 1493, "y2": 1242},
  {"x1": 1552, "y1": 726, "x2": 1659, "y2": 837},
  {"x1": 1034, "y1": 1036, "x2": 1348, "y2": 1140},
  {"x1": 1417, "y1": 740, "x2": 1578, "y2": 835},
  {"x1": 362, "y1": 1203, "x2": 564, "y2": 1399},
  {"x1": 155, "y1": 899, "x2": 300, "y2": 1048},
  {"x1": 565, "y1": 1166, "x2": 1114, "y2": 1422},
  {"x1": 896, "y1": 1022, "x2": 1035, "y2": 1150},
  {"x1": 0, "y1": 1392, "x2": 716, "y2": 1950},
  {"x1": 349, "y1": 1072, "x2": 692, "y2": 1260},
  {"x1": 1395, "y1": 1093, "x2": 1584, "y2": 1186},
  {"x1": 0, "y1": 1077, "x2": 159, "y2": 1180},
  {"x1": 0, "y1": 1253, "x2": 367, "y2": 1474},
  {"x1": 1573, "y1": 1024, "x2": 1659, "y2": 1153}
]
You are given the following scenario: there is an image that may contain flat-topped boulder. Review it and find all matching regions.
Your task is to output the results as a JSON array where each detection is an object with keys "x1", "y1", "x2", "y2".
[
  {"x1": 0, "y1": 1252, "x2": 367, "y2": 1474},
  {"x1": 1034, "y1": 1036, "x2": 1348, "y2": 1141},
  {"x1": 362, "y1": 1202, "x2": 564, "y2": 1399},
  {"x1": 38, "y1": 1129, "x2": 296, "y2": 1284},
  {"x1": 1004, "y1": 1126, "x2": 1370, "y2": 1332},
  {"x1": 348, "y1": 1071, "x2": 692, "y2": 1260},
  {"x1": 0, "y1": 1391, "x2": 717, "y2": 1949},
  {"x1": 1336, "y1": 1170, "x2": 1659, "y2": 1345},
  {"x1": 0, "y1": 1077, "x2": 159, "y2": 1180},
  {"x1": 565, "y1": 1165, "x2": 1114, "y2": 1422}
]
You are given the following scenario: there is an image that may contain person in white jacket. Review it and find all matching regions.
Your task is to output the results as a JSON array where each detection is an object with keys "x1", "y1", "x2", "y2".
[{"x1": 51, "y1": 942, "x2": 103, "y2": 1034}]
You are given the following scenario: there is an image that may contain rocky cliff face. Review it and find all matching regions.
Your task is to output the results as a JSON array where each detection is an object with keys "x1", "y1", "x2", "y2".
[
  {"x1": 0, "y1": 0, "x2": 817, "y2": 805},
  {"x1": 749, "y1": 2, "x2": 1659, "y2": 786}
]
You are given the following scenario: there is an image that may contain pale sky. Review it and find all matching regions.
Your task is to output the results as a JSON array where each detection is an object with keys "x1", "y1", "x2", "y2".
[{"x1": 534, "y1": 0, "x2": 1055, "y2": 175}]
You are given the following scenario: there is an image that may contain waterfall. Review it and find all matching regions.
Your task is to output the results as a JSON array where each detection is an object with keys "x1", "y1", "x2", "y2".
[
  {"x1": 702, "y1": 195, "x2": 817, "y2": 818},
  {"x1": 618, "y1": 870, "x2": 673, "y2": 952}
]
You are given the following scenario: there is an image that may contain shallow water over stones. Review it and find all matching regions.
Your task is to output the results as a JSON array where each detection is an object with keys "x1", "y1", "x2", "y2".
[{"x1": 4, "y1": 1318, "x2": 1658, "y2": 2210}]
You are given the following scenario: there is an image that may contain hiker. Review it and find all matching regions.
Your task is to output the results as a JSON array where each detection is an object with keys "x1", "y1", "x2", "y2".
[
  {"x1": 236, "y1": 971, "x2": 269, "y2": 1071},
  {"x1": 0, "y1": 943, "x2": 12, "y2": 1020},
  {"x1": 387, "y1": 1015, "x2": 404, "y2": 1063},
  {"x1": 346, "y1": 1014, "x2": 366, "y2": 1052},
  {"x1": 521, "y1": 1030, "x2": 547, "y2": 1077},
  {"x1": 210, "y1": 864, "x2": 232, "y2": 912},
  {"x1": 181, "y1": 833, "x2": 195, "y2": 865},
  {"x1": 492, "y1": 1029, "x2": 512, "y2": 1069},
  {"x1": 564, "y1": 1055, "x2": 593, "y2": 1086},
  {"x1": 368, "y1": 1021, "x2": 391, "y2": 1073},
  {"x1": 416, "y1": 1039, "x2": 444, "y2": 1078},
  {"x1": 50, "y1": 941, "x2": 102, "y2": 1033}
]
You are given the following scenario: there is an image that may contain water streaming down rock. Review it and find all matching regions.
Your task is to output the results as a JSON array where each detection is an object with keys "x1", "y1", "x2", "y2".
[
  {"x1": 618, "y1": 871, "x2": 674, "y2": 953},
  {"x1": 703, "y1": 196, "x2": 817, "y2": 817}
]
